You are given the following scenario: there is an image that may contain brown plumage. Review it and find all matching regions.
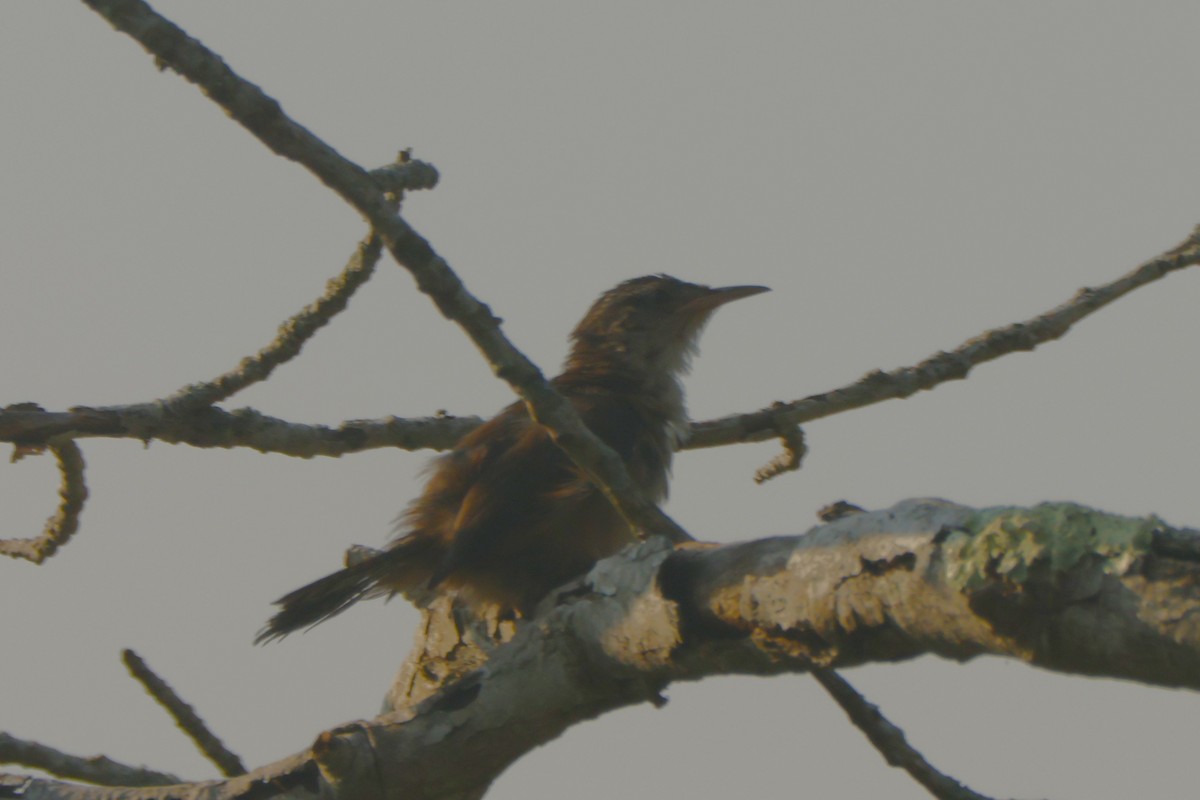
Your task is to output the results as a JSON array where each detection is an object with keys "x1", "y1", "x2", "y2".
[{"x1": 256, "y1": 275, "x2": 767, "y2": 642}]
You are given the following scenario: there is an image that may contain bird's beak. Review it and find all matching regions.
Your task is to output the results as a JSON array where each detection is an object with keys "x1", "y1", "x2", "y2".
[{"x1": 685, "y1": 284, "x2": 770, "y2": 314}]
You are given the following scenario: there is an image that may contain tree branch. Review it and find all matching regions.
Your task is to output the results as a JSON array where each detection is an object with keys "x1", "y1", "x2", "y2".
[
  {"x1": 3, "y1": 212, "x2": 1195, "y2": 474},
  {"x1": 121, "y1": 650, "x2": 246, "y2": 778},
  {"x1": 0, "y1": 441, "x2": 87, "y2": 563},
  {"x1": 752, "y1": 420, "x2": 805, "y2": 483},
  {"x1": 7, "y1": 498, "x2": 1196, "y2": 799},
  {"x1": 164, "y1": 155, "x2": 437, "y2": 413},
  {"x1": 165, "y1": 226, "x2": 387, "y2": 413},
  {"x1": 687, "y1": 222, "x2": 1200, "y2": 451},
  {"x1": 0, "y1": 734, "x2": 179, "y2": 788},
  {"x1": 811, "y1": 669, "x2": 1005, "y2": 800},
  {"x1": 0, "y1": 405, "x2": 482, "y2": 458},
  {"x1": 1, "y1": 208, "x2": 1193, "y2": 565}
]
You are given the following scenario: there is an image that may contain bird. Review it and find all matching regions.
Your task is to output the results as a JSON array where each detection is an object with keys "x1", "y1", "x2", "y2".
[{"x1": 256, "y1": 274, "x2": 768, "y2": 643}]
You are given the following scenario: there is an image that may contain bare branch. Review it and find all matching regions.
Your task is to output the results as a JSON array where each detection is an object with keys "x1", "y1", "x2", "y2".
[
  {"x1": 3, "y1": 213, "x2": 1192, "y2": 475},
  {"x1": 163, "y1": 155, "x2": 437, "y2": 412},
  {"x1": 0, "y1": 405, "x2": 481, "y2": 457},
  {"x1": 165, "y1": 231, "x2": 386, "y2": 412},
  {"x1": 0, "y1": 733, "x2": 179, "y2": 787},
  {"x1": 80, "y1": 0, "x2": 689, "y2": 543},
  {"x1": 811, "y1": 669, "x2": 1004, "y2": 800},
  {"x1": 687, "y1": 222, "x2": 1200, "y2": 449},
  {"x1": 1, "y1": 6, "x2": 1192, "y2": 512},
  {"x1": 121, "y1": 650, "x2": 246, "y2": 778},
  {"x1": 1, "y1": 215, "x2": 1194, "y2": 477},
  {"x1": 0, "y1": 441, "x2": 87, "y2": 563}
]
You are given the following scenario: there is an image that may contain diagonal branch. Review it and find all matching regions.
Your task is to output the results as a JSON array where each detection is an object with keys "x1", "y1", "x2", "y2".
[
  {"x1": 166, "y1": 231, "x2": 385, "y2": 412},
  {"x1": 0, "y1": 733, "x2": 180, "y2": 787},
  {"x1": 811, "y1": 669, "x2": 1005, "y2": 800},
  {"x1": 687, "y1": 222, "x2": 1200, "y2": 450},
  {"x1": 121, "y1": 650, "x2": 246, "y2": 778},
  {"x1": 81, "y1": 0, "x2": 689, "y2": 543},
  {"x1": 164, "y1": 155, "x2": 437, "y2": 413}
]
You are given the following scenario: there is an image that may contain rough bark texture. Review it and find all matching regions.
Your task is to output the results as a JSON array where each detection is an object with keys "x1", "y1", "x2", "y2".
[{"x1": 5, "y1": 499, "x2": 1199, "y2": 800}]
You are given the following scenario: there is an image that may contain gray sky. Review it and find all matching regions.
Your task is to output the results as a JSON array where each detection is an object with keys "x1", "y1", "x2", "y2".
[{"x1": 3, "y1": 3, "x2": 1200, "y2": 798}]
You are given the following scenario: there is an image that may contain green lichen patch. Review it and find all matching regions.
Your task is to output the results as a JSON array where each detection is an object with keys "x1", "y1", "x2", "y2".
[{"x1": 942, "y1": 503, "x2": 1156, "y2": 591}]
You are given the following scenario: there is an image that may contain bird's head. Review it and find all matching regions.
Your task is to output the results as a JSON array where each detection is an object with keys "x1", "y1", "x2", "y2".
[{"x1": 567, "y1": 274, "x2": 768, "y2": 379}]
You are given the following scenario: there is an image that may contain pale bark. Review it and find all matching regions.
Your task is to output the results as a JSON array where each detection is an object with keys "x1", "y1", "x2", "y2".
[{"x1": 7, "y1": 499, "x2": 1196, "y2": 800}]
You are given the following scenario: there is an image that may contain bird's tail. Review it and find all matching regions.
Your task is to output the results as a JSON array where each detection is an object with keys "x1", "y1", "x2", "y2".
[{"x1": 255, "y1": 539, "x2": 433, "y2": 644}]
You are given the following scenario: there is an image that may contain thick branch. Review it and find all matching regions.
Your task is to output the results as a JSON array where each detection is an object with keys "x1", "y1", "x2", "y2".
[{"x1": 9, "y1": 499, "x2": 1191, "y2": 800}]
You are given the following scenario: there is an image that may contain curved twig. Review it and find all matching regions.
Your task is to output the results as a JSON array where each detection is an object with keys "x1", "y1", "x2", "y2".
[
  {"x1": 168, "y1": 154, "x2": 436, "y2": 412},
  {"x1": 753, "y1": 419, "x2": 806, "y2": 484},
  {"x1": 166, "y1": 231, "x2": 387, "y2": 412},
  {"x1": 0, "y1": 440, "x2": 87, "y2": 563}
]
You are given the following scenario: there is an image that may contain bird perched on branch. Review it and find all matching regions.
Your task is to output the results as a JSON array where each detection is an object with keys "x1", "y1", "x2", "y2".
[{"x1": 257, "y1": 274, "x2": 767, "y2": 642}]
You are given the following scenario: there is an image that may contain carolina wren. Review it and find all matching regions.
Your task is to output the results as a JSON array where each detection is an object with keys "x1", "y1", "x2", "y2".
[{"x1": 257, "y1": 274, "x2": 767, "y2": 642}]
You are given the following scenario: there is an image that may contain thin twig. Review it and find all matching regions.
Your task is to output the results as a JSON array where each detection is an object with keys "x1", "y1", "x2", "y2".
[
  {"x1": 811, "y1": 668, "x2": 1006, "y2": 800},
  {"x1": 1, "y1": 164, "x2": 420, "y2": 561},
  {"x1": 688, "y1": 223, "x2": 1200, "y2": 450},
  {"x1": 0, "y1": 440, "x2": 87, "y2": 563},
  {"x1": 81, "y1": 0, "x2": 690, "y2": 543},
  {"x1": 0, "y1": 732, "x2": 180, "y2": 787},
  {"x1": 166, "y1": 230, "x2": 387, "y2": 412},
  {"x1": 121, "y1": 650, "x2": 246, "y2": 777},
  {"x1": 753, "y1": 419, "x2": 806, "y2": 484},
  {"x1": 164, "y1": 154, "x2": 438, "y2": 412}
]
